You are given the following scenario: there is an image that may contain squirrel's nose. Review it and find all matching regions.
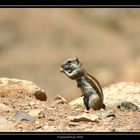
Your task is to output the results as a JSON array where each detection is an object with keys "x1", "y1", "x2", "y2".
[
  {"x1": 60, "y1": 68, "x2": 64, "y2": 72},
  {"x1": 61, "y1": 64, "x2": 65, "y2": 68}
]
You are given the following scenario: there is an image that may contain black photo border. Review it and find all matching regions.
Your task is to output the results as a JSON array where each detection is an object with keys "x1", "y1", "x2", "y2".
[{"x1": 0, "y1": 0, "x2": 140, "y2": 139}]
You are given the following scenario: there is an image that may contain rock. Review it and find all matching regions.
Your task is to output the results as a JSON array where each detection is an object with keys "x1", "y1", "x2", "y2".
[
  {"x1": 69, "y1": 82, "x2": 140, "y2": 109},
  {"x1": 68, "y1": 122, "x2": 80, "y2": 127},
  {"x1": 117, "y1": 101, "x2": 139, "y2": 112},
  {"x1": 105, "y1": 111, "x2": 116, "y2": 117},
  {"x1": 68, "y1": 113, "x2": 99, "y2": 122},
  {"x1": 54, "y1": 95, "x2": 68, "y2": 104},
  {"x1": 48, "y1": 116, "x2": 56, "y2": 121},
  {"x1": 104, "y1": 82, "x2": 140, "y2": 106},
  {"x1": 28, "y1": 109, "x2": 43, "y2": 118},
  {"x1": 98, "y1": 111, "x2": 116, "y2": 118},
  {"x1": 38, "y1": 111, "x2": 45, "y2": 118},
  {"x1": 12, "y1": 111, "x2": 35, "y2": 122},
  {"x1": 0, "y1": 103, "x2": 13, "y2": 112},
  {"x1": 0, "y1": 77, "x2": 47, "y2": 101},
  {"x1": 34, "y1": 90, "x2": 47, "y2": 101},
  {"x1": 29, "y1": 101, "x2": 36, "y2": 106}
]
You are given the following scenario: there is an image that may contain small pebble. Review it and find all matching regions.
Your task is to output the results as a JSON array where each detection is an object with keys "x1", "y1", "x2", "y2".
[{"x1": 12, "y1": 111, "x2": 35, "y2": 122}]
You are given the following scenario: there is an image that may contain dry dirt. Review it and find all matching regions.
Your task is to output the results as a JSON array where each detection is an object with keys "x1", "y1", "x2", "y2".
[
  {"x1": 0, "y1": 9, "x2": 140, "y2": 133},
  {"x1": 0, "y1": 78, "x2": 139, "y2": 132}
]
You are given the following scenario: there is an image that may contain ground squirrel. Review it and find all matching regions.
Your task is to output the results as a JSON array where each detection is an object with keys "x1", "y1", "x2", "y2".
[{"x1": 60, "y1": 57, "x2": 105, "y2": 111}]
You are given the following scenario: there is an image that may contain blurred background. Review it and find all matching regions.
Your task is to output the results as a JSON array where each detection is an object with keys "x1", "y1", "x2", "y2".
[{"x1": 0, "y1": 8, "x2": 140, "y2": 101}]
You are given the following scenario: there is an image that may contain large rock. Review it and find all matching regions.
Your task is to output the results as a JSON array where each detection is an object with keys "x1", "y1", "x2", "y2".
[
  {"x1": 68, "y1": 113, "x2": 99, "y2": 122},
  {"x1": 104, "y1": 82, "x2": 140, "y2": 107},
  {"x1": 69, "y1": 82, "x2": 140, "y2": 108},
  {"x1": 0, "y1": 77, "x2": 47, "y2": 101}
]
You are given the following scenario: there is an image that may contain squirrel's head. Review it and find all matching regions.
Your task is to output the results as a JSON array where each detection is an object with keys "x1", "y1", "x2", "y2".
[{"x1": 60, "y1": 57, "x2": 84, "y2": 79}]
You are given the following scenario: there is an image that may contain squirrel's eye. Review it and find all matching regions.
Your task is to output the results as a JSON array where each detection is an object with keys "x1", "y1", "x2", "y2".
[{"x1": 67, "y1": 61, "x2": 71, "y2": 64}]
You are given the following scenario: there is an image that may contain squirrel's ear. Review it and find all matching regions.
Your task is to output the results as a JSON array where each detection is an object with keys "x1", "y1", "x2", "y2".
[
  {"x1": 76, "y1": 57, "x2": 81, "y2": 65},
  {"x1": 76, "y1": 57, "x2": 82, "y2": 66},
  {"x1": 76, "y1": 57, "x2": 79, "y2": 62}
]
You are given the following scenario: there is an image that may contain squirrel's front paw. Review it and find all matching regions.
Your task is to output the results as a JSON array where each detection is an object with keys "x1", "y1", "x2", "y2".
[{"x1": 77, "y1": 83, "x2": 80, "y2": 88}]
